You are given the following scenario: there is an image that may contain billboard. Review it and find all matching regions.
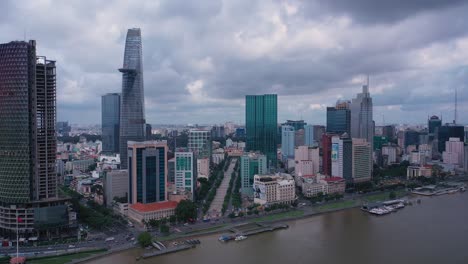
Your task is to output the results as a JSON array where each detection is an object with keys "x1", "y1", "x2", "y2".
[{"x1": 331, "y1": 143, "x2": 339, "y2": 161}]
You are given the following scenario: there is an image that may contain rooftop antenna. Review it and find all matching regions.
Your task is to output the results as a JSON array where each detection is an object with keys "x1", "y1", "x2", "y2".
[
  {"x1": 454, "y1": 88, "x2": 458, "y2": 124},
  {"x1": 363, "y1": 74, "x2": 369, "y2": 94}
]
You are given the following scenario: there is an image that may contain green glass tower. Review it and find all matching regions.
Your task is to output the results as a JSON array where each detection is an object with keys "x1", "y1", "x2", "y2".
[{"x1": 246, "y1": 94, "x2": 278, "y2": 168}]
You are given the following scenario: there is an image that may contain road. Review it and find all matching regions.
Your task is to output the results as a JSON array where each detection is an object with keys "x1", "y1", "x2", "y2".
[{"x1": 206, "y1": 158, "x2": 237, "y2": 218}]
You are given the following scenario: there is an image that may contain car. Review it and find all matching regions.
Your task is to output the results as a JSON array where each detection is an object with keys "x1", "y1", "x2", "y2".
[{"x1": 68, "y1": 245, "x2": 75, "y2": 248}]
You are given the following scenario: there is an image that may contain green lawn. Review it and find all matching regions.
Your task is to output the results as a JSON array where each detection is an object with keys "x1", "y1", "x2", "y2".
[
  {"x1": 251, "y1": 210, "x2": 304, "y2": 222},
  {"x1": 316, "y1": 200, "x2": 357, "y2": 211},
  {"x1": 158, "y1": 224, "x2": 228, "y2": 241},
  {"x1": 362, "y1": 190, "x2": 407, "y2": 203},
  {"x1": 27, "y1": 249, "x2": 106, "y2": 264}
]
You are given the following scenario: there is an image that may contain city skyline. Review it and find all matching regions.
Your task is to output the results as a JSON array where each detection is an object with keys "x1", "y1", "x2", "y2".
[{"x1": 1, "y1": 1, "x2": 468, "y2": 126}]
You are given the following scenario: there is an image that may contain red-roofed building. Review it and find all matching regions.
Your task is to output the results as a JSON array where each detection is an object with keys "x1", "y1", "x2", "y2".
[
  {"x1": 128, "y1": 201, "x2": 178, "y2": 223},
  {"x1": 324, "y1": 177, "x2": 346, "y2": 194}
]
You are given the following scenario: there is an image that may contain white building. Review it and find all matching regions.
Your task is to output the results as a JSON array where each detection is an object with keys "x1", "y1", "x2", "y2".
[
  {"x1": 212, "y1": 148, "x2": 225, "y2": 165},
  {"x1": 253, "y1": 174, "x2": 295, "y2": 205},
  {"x1": 294, "y1": 146, "x2": 319, "y2": 176},
  {"x1": 128, "y1": 201, "x2": 178, "y2": 223},
  {"x1": 443, "y1": 137, "x2": 465, "y2": 168},
  {"x1": 197, "y1": 158, "x2": 210, "y2": 178},
  {"x1": 382, "y1": 146, "x2": 397, "y2": 164}
]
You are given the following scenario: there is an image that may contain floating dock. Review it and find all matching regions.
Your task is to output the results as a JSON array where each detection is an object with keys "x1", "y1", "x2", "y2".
[
  {"x1": 141, "y1": 244, "x2": 195, "y2": 259},
  {"x1": 220, "y1": 222, "x2": 288, "y2": 242}
]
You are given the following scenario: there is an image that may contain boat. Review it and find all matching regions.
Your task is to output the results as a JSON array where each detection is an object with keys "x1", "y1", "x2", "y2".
[
  {"x1": 235, "y1": 235, "x2": 247, "y2": 241},
  {"x1": 460, "y1": 187, "x2": 466, "y2": 192},
  {"x1": 218, "y1": 235, "x2": 234, "y2": 242}
]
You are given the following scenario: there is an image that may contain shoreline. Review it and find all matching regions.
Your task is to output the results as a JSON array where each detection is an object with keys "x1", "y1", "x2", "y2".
[
  {"x1": 81, "y1": 201, "x2": 363, "y2": 263},
  {"x1": 81, "y1": 186, "x2": 468, "y2": 263}
]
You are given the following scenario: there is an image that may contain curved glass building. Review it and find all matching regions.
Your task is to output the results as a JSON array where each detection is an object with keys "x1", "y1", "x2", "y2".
[{"x1": 119, "y1": 28, "x2": 146, "y2": 168}]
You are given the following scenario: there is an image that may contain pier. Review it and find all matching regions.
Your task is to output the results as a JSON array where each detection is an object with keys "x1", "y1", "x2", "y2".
[{"x1": 141, "y1": 244, "x2": 195, "y2": 259}]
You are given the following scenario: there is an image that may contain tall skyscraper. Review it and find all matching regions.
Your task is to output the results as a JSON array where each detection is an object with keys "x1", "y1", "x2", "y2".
[
  {"x1": 102, "y1": 93, "x2": 120, "y2": 153},
  {"x1": 0, "y1": 40, "x2": 72, "y2": 237},
  {"x1": 350, "y1": 83, "x2": 373, "y2": 145},
  {"x1": 175, "y1": 151, "x2": 196, "y2": 200},
  {"x1": 281, "y1": 125, "x2": 295, "y2": 159},
  {"x1": 327, "y1": 100, "x2": 351, "y2": 135},
  {"x1": 119, "y1": 28, "x2": 146, "y2": 169},
  {"x1": 428, "y1": 115, "x2": 442, "y2": 134},
  {"x1": 246, "y1": 94, "x2": 278, "y2": 167},
  {"x1": 128, "y1": 141, "x2": 167, "y2": 204}
]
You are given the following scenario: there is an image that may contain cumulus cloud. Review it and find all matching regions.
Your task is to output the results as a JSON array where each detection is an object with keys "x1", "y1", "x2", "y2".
[{"x1": 1, "y1": 0, "x2": 468, "y2": 125}]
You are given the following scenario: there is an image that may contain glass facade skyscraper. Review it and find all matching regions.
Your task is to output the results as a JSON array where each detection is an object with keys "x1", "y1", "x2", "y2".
[
  {"x1": 246, "y1": 94, "x2": 278, "y2": 167},
  {"x1": 102, "y1": 93, "x2": 120, "y2": 153},
  {"x1": 0, "y1": 40, "x2": 72, "y2": 237},
  {"x1": 326, "y1": 102, "x2": 351, "y2": 135},
  {"x1": 128, "y1": 141, "x2": 167, "y2": 204},
  {"x1": 119, "y1": 28, "x2": 146, "y2": 169}
]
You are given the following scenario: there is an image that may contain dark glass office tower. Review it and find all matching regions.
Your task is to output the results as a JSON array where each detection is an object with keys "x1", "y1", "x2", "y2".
[
  {"x1": 438, "y1": 124, "x2": 464, "y2": 153},
  {"x1": 102, "y1": 93, "x2": 120, "y2": 153},
  {"x1": 0, "y1": 40, "x2": 72, "y2": 238},
  {"x1": 326, "y1": 107, "x2": 351, "y2": 135},
  {"x1": 246, "y1": 94, "x2": 278, "y2": 168},
  {"x1": 428, "y1": 115, "x2": 442, "y2": 134},
  {"x1": 119, "y1": 28, "x2": 146, "y2": 169},
  {"x1": 128, "y1": 141, "x2": 167, "y2": 204}
]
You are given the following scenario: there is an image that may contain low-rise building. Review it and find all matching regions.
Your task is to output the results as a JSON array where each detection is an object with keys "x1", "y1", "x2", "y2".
[
  {"x1": 104, "y1": 170, "x2": 128, "y2": 206},
  {"x1": 407, "y1": 165, "x2": 432, "y2": 179},
  {"x1": 299, "y1": 174, "x2": 346, "y2": 197},
  {"x1": 113, "y1": 202, "x2": 129, "y2": 216},
  {"x1": 212, "y1": 148, "x2": 225, "y2": 165},
  {"x1": 253, "y1": 174, "x2": 295, "y2": 205},
  {"x1": 128, "y1": 201, "x2": 178, "y2": 223}
]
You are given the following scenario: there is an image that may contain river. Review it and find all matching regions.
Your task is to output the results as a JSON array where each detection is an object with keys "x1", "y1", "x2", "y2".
[{"x1": 88, "y1": 193, "x2": 468, "y2": 264}]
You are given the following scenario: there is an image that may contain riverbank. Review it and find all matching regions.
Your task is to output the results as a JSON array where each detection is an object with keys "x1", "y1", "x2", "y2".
[{"x1": 80, "y1": 190, "x2": 412, "y2": 263}]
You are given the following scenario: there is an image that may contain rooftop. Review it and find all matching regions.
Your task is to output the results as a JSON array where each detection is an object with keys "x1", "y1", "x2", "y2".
[
  {"x1": 324, "y1": 177, "x2": 346, "y2": 182},
  {"x1": 130, "y1": 201, "x2": 178, "y2": 212}
]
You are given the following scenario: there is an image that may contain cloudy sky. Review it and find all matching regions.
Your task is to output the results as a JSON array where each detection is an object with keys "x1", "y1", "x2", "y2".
[{"x1": 1, "y1": 0, "x2": 468, "y2": 126}]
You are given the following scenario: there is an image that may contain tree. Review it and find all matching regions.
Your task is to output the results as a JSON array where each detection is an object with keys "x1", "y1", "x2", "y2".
[
  {"x1": 389, "y1": 191, "x2": 396, "y2": 200},
  {"x1": 175, "y1": 200, "x2": 198, "y2": 222},
  {"x1": 169, "y1": 215, "x2": 177, "y2": 224},
  {"x1": 87, "y1": 163, "x2": 97, "y2": 172},
  {"x1": 137, "y1": 232, "x2": 152, "y2": 247},
  {"x1": 160, "y1": 224, "x2": 170, "y2": 234},
  {"x1": 148, "y1": 219, "x2": 160, "y2": 228}
]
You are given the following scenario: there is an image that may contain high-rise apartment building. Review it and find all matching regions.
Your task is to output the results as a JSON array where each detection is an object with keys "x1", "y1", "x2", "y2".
[
  {"x1": 331, "y1": 134, "x2": 352, "y2": 181},
  {"x1": 294, "y1": 146, "x2": 320, "y2": 176},
  {"x1": 352, "y1": 138, "x2": 372, "y2": 182},
  {"x1": 281, "y1": 125, "x2": 295, "y2": 159},
  {"x1": 321, "y1": 133, "x2": 335, "y2": 176},
  {"x1": 327, "y1": 100, "x2": 351, "y2": 135},
  {"x1": 246, "y1": 94, "x2": 278, "y2": 167},
  {"x1": 188, "y1": 129, "x2": 212, "y2": 159},
  {"x1": 104, "y1": 170, "x2": 128, "y2": 206},
  {"x1": 0, "y1": 40, "x2": 73, "y2": 238},
  {"x1": 128, "y1": 141, "x2": 167, "y2": 204},
  {"x1": 304, "y1": 124, "x2": 315, "y2": 146},
  {"x1": 175, "y1": 151, "x2": 196, "y2": 200},
  {"x1": 442, "y1": 138, "x2": 465, "y2": 168},
  {"x1": 102, "y1": 93, "x2": 120, "y2": 153},
  {"x1": 350, "y1": 84, "x2": 373, "y2": 146},
  {"x1": 240, "y1": 153, "x2": 267, "y2": 196},
  {"x1": 119, "y1": 28, "x2": 146, "y2": 169}
]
